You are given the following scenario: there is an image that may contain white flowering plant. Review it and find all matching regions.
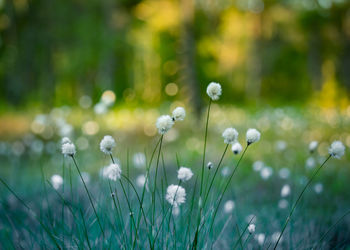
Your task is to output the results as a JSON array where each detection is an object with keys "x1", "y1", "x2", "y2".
[{"x1": 0, "y1": 82, "x2": 349, "y2": 250}]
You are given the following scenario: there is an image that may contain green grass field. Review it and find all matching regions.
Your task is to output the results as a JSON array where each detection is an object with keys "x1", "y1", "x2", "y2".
[{"x1": 0, "y1": 102, "x2": 350, "y2": 249}]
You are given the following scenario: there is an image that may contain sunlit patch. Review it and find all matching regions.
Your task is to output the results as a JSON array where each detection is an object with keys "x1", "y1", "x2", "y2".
[
  {"x1": 144, "y1": 124, "x2": 157, "y2": 136},
  {"x1": 82, "y1": 121, "x2": 99, "y2": 135},
  {"x1": 76, "y1": 137, "x2": 89, "y2": 150},
  {"x1": 79, "y1": 95, "x2": 92, "y2": 109},
  {"x1": 101, "y1": 90, "x2": 116, "y2": 106}
]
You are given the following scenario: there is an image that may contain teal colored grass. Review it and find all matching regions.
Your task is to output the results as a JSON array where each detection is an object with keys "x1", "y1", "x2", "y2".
[{"x1": 0, "y1": 106, "x2": 350, "y2": 249}]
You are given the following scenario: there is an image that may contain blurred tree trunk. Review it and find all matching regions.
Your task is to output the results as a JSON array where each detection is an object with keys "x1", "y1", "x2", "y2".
[
  {"x1": 180, "y1": 0, "x2": 202, "y2": 118},
  {"x1": 308, "y1": 31, "x2": 323, "y2": 91},
  {"x1": 246, "y1": 15, "x2": 262, "y2": 101}
]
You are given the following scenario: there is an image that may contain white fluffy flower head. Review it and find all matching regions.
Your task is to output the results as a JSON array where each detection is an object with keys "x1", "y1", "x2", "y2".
[
  {"x1": 101, "y1": 163, "x2": 122, "y2": 181},
  {"x1": 51, "y1": 174, "x2": 63, "y2": 190},
  {"x1": 248, "y1": 224, "x2": 256, "y2": 234},
  {"x1": 172, "y1": 107, "x2": 186, "y2": 121},
  {"x1": 246, "y1": 128, "x2": 261, "y2": 145},
  {"x1": 222, "y1": 128, "x2": 238, "y2": 144},
  {"x1": 231, "y1": 142, "x2": 242, "y2": 154},
  {"x1": 281, "y1": 184, "x2": 291, "y2": 197},
  {"x1": 166, "y1": 184, "x2": 186, "y2": 207},
  {"x1": 62, "y1": 142, "x2": 76, "y2": 157},
  {"x1": 224, "y1": 200, "x2": 235, "y2": 213},
  {"x1": 206, "y1": 82, "x2": 222, "y2": 101},
  {"x1": 61, "y1": 137, "x2": 71, "y2": 145},
  {"x1": 100, "y1": 135, "x2": 116, "y2": 154},
  {"x1": 156, "y1": 115, "x2": 174, "y2": 134},
  {"x1": 309, "y1": 141, "x2": 318, "y2": 153},
  {"x1": 177, "y1": 167, "x2": 193, "y2": 181},
  {"x1": 329, "y1": 141, "x2": 345, "y2": 159},
  {"x1": 207, "y1": 161, "x2": 213, "y2": 170}
]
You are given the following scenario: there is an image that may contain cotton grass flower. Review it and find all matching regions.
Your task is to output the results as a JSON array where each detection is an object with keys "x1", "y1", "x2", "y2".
[
  {"x1": 253, "y1": 161, "x2": 264, "y2": 172},
  {"x1": 255, "y1": 233, "x2": 265, "y2": 246},
  {"x1": 206, "y1": 82, "x2": 222, "y2": 101},
  {"x1": 177, "y1": 167, "x2": 193, "y2": 181},
  {"x1": 246, "y1": 128, "x2": 261, "y2": 145},
  {"x1": 281, "y1": 184, "x2": 291, "y2": 197},
  {"x1": 231, "y1": 142, "x2": 242, "y2": 155},
  {"x1": 278, "y1": 168, "x2": 290, "y2": 179},
  {"x1": 224, "y1": 200, "x2": 235, "y2": 213},
  {"x1": 309, "y1": 141, "x2": 318, "y2": 153},
  {"x1": 61, "y1": 137, "x2": 71, "y2": 145},
  {"x1": 156, "y1": 115, "x2": 174, "y2": 134},
  {"x1": 100, "y1": 135, "x2": 116, "y2": 154},
  {"x1": 62, "y1": 142, "x2": 76, "y2": 157},
  {"x1": 101, "y1": 163, "x2": 122, "y2": 181},
  {"x1": 172, "y1": 107, "x2": 186, "y2": 121},
  {"x1": 329, "y1": 141, "x2": 345, "y2": 159},
  {"x1": 222, "y1": 128, "x2": 238, "y2": 144},
  {"x1": 314, "y1": 183, "x2": 323, "y2": 194},
  {"x1": 248, "y1": 224, "x2": 256, "y2": 234},
  {"x1": 260, "y1": 166, "x2": 273, "y2": 180},
  {"x1": 165, "y1": 184, "x2": 186, "y2": 207},
  {"x1": 51, "y1": 174, "x2": 63, "y2": 190},
  {"x1": 305, "y1": 157, "x2": 316, "y2": 169},
  {"x1": 207, "y1": 161, "x2": 213, "y2": 170},
  {"x1": 133, "y1": 152, "x2": 146, "y2": 169}
]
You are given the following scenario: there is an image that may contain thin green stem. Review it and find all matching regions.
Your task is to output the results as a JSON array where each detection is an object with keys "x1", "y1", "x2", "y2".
[
  {"x1": 152, "y1": 135, "x2": 164, "y2": 229},
  {"x1": 233, "y1": 216, "x2": 255, "y2": 250},
  {"x1": 71, "y1": 156, "x2": 105, "y2": 239},
  {"x1": 273, "y1": 155, "x2": 332, "y2": 250},
  {"x1": 200, "y1": 98, "x2": 212, "y2": 197},
  {"x1": 203, "y1": 144, "x2": 229, "y2": 207},
  {"x1": 312, "y1": 209, "x2": 350, "y2": 249},
  {"x1": 0, "y1": 177, "x2": 61, "y2": 249},
  {"x1": 135, "y1": 136, "x2": 162, "y2": 240},
  {"x1": 207, "y1": 145, "x2": 249, "y2": 234}
]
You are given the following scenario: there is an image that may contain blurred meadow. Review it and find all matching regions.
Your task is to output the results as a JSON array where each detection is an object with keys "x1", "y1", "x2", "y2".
[{"x1": 1, "y1": 0, "x2": 350, "y2": 249}]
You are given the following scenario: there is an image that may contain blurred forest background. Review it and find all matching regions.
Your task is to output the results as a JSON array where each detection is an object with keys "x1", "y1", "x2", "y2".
[{"x1": 0, "y1": 0, "x2": 350, "y2": 114}]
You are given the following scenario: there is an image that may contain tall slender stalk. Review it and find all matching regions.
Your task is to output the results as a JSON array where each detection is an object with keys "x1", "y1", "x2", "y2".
[
  {"x1": 200, "y1": 99, "x2": 212, "y2": 197},
  {"x1": 203, "y1": 144, "x2": 229, "y2": 206},
  {"x1": 135, "y1": 136, "x2": 162, "y2": 237},
  {"x1": 151, "y1": 135, "x2": 164, "y2": 230},
  {"x1": 273, "y1": 155, "x2": 332, "y2": 250},
  {"x1": 312, "y1": 209, "x2": 350, "y2": 249},
  {"x1": 71, "y1": 156, "x2": 105, "y2": 239},
  {"x1": 0, "y1": 177, "x2": 61, "y2": 249},
  {"x1": 207, "y1": 145, "x2": 249, "y2": 234}
]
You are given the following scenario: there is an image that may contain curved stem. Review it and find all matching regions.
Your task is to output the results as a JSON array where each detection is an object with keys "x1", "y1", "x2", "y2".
[
  {"x1": 203, "y1": 144, "x2": 229, "y2": 207},
  {"x1": 71, "y1": 156, "x2": 105, "y2": 239},
  {"x1": 273, "y1": 155, "x2": 331, "y2": 250},
  {"x1": 152, "y1": 135, "x2": 164, "y2": 229},
  {"x1": 312, "y1": 209, "x2": 350, "y2": 249},
  {"x1": 207, "y1": 145, "x2": 249, "y2": 234},
  {"x1": 200, "y1": 99, "x2": 212, "y2": 198},
  {"x1": 0, "y1": 177, "x2": 61, "y2": 249}
]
